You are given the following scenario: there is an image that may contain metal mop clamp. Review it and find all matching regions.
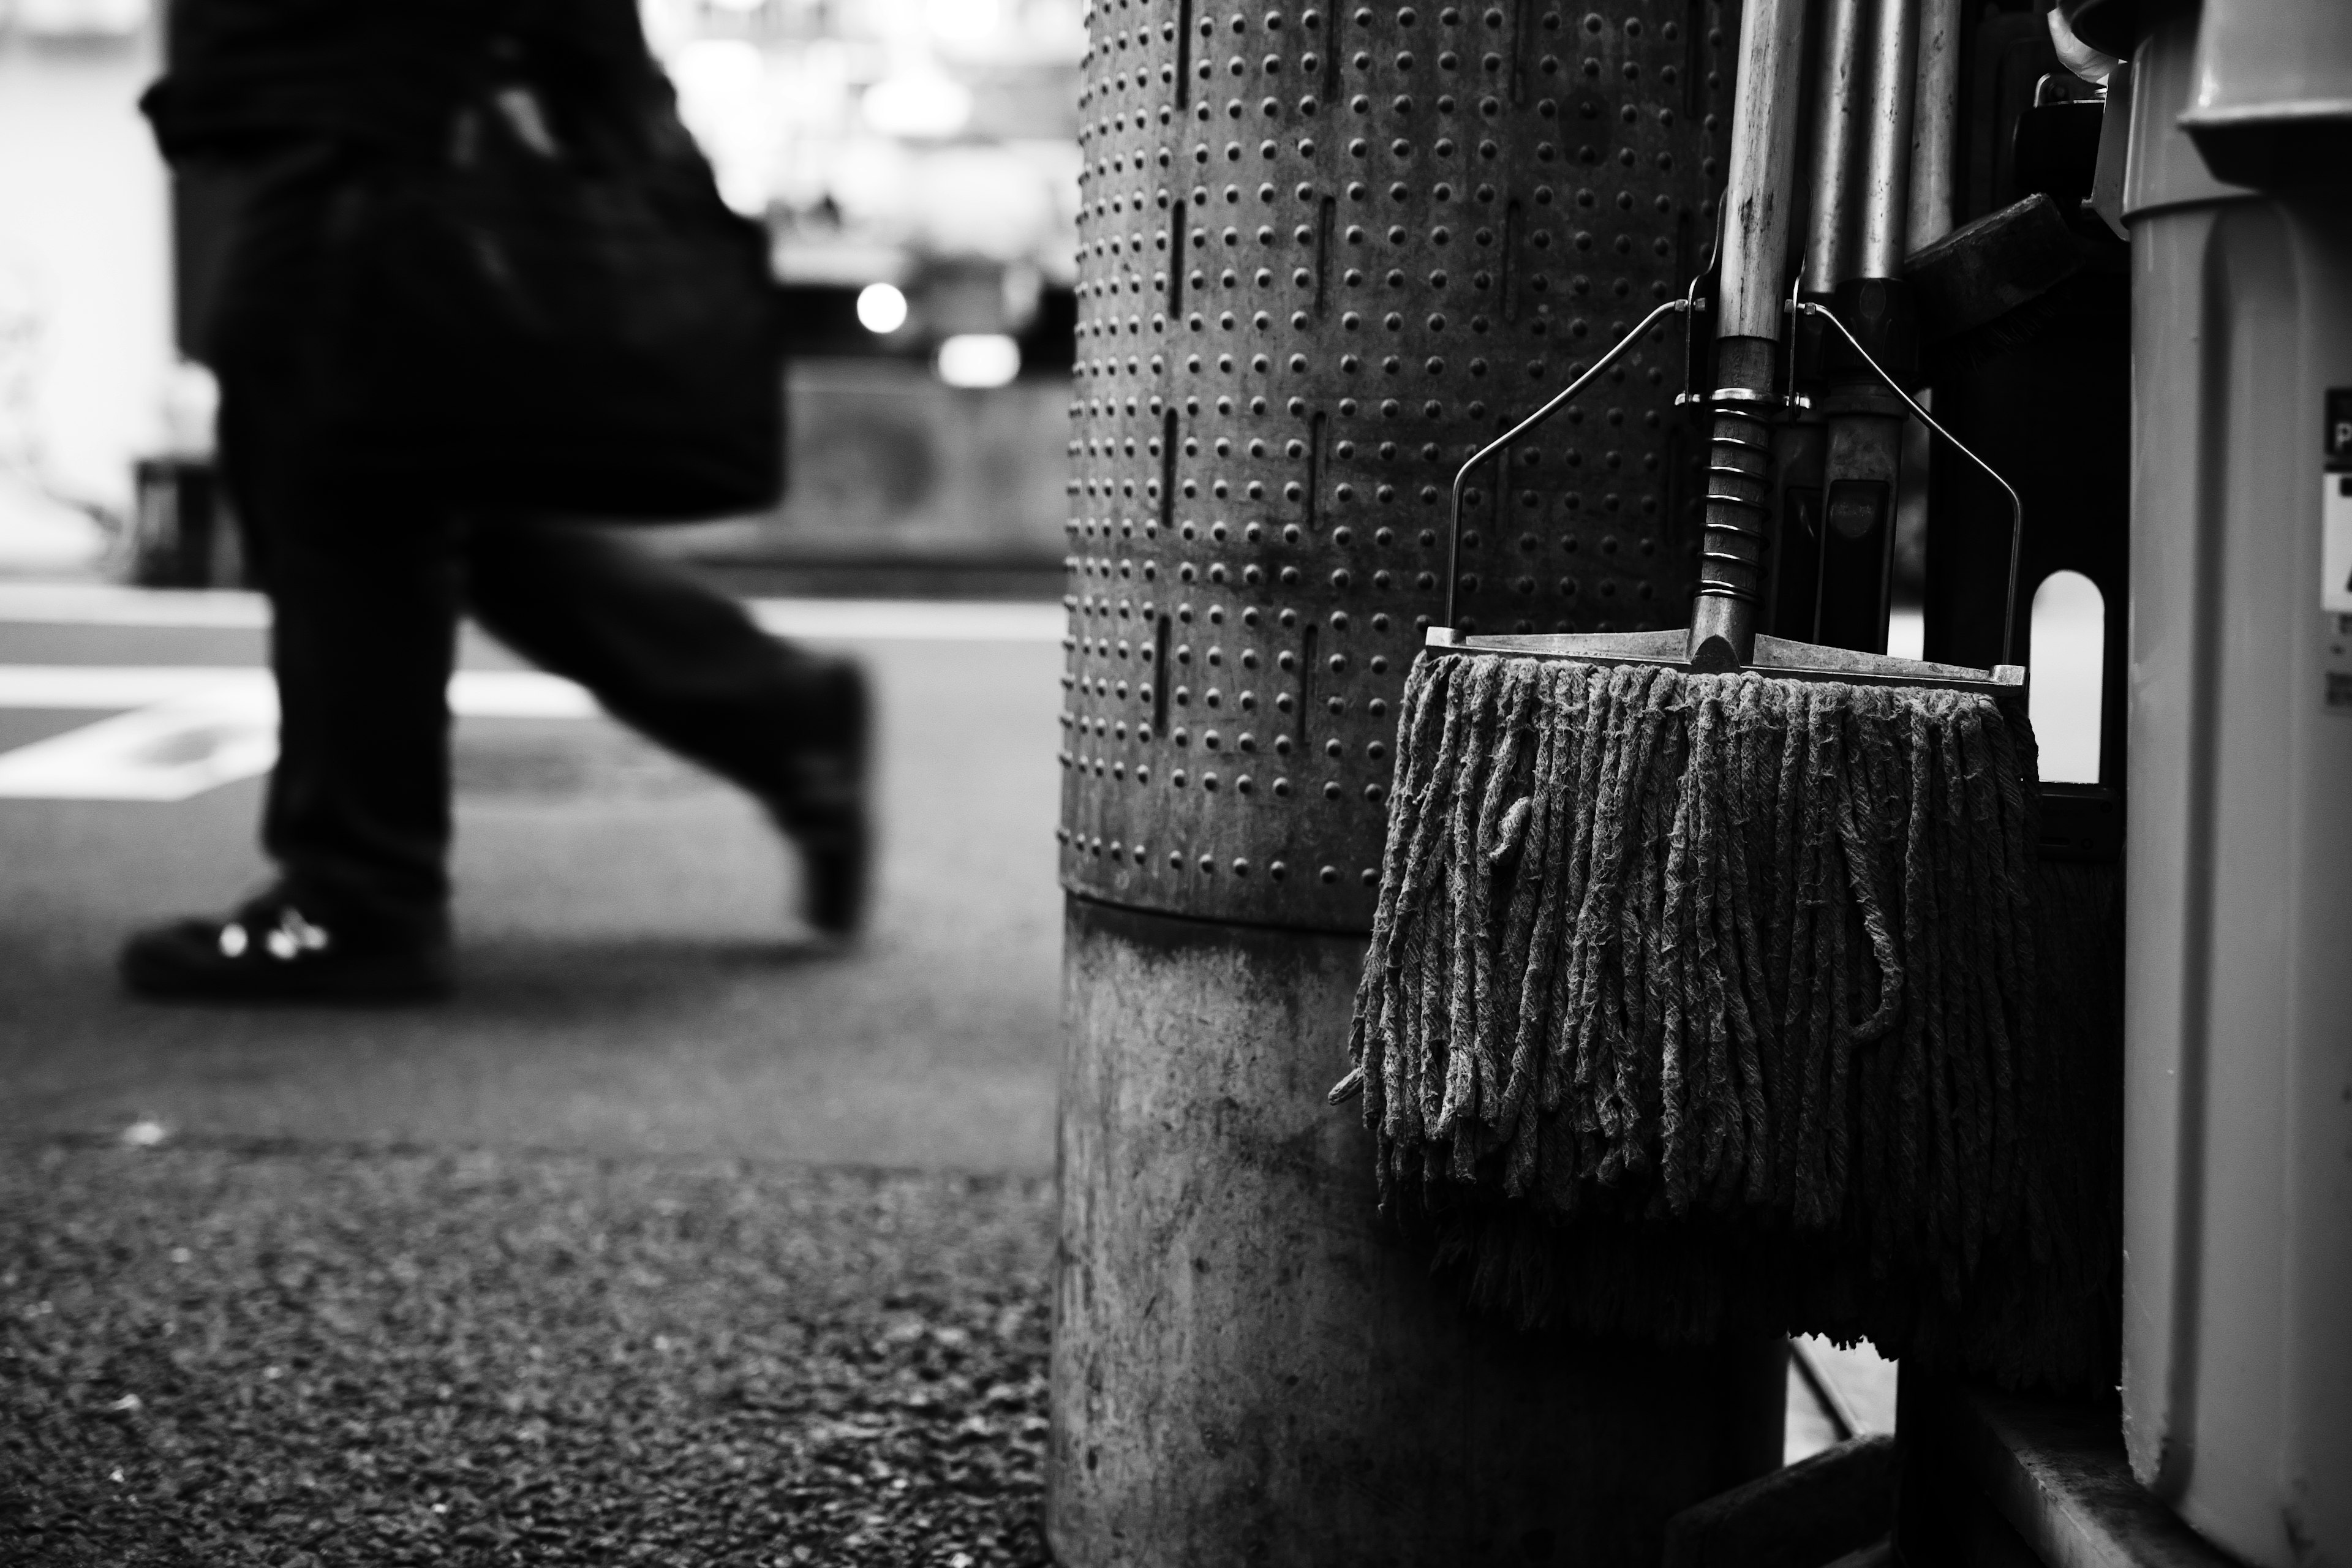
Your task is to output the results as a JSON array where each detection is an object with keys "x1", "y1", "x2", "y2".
[{"x1": 1423, "y1": 0, "x2": 2027, "y2": 699}]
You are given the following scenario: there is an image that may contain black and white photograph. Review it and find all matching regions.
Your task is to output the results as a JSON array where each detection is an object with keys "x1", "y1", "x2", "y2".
[{"x1": 0, "y1": 0, "x2": 2343, "y2": 1561}]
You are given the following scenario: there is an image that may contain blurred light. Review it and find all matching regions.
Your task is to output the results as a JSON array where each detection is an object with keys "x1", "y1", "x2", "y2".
[
  {"x1": 857, "y1": 283, "x2": 910, "y2": 334},
  {"x1": 15, "y1": 0, "x2": 150, "y2": 37},
  {"x1": 907, "y1": 146, "x2": 1053, "y2": 260},
  {"x1": 159, "y1": 361, "x2": 220, "y2": 459},
  {"x1": 935, "y1": 334, "x2": 1020, "y2": 388},
  {"x1": 863, "y1": 69, "x2": 974, "y2": 139},
  {"x1": 669, "y1": 39, "x2": 774, "y2": 214},
  {"x1": 670, "y1": 37, "x2": 767, "y2": 104},
  {"x1": 925, "y1": 0, "x2": 1002, "y2": 44}
]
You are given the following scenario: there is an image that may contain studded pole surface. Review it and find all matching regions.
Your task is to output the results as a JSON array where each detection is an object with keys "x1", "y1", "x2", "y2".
[{"x1": 1057, "y1": 0, "x2": 1738, "y2": 932}]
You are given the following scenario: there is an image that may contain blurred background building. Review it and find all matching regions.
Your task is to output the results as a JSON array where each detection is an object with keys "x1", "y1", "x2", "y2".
[
  {"x1": 0, "y1": 0, "x2": 1085, "y2": 594},
  {"x1": 0, "y1": 0, "x2": 173, "y2": 574},
  {"x1": 645, "y1": 0, "x2": 1082, "y2": 594}
]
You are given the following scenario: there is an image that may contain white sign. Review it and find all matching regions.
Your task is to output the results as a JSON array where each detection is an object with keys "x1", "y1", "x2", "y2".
[{"x1": 2325, "y1": 474, "x2": 2352, "y2": 615}]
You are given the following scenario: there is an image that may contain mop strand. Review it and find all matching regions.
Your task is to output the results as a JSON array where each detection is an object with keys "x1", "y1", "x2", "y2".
[{"x1": 1346, "y1": 650, "x2": 2071, "y2": 1355}]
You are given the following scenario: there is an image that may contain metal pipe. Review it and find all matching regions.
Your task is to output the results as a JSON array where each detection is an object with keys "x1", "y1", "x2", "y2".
[
  {"x1": 1907, "y1": 0, "x2": 1961, "y2": 252},
  {"x1": 1804, "y1": 0, "x2": 1872, "y2": 295},
  {"x1": 1859, "y1": 0, "x2": 1921, "y2": 278},
  {"x1": 1716, "y1": 0, "x2": 1813, "y2": 340}
]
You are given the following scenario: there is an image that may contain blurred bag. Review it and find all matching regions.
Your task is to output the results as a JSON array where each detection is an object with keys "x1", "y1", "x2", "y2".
[{"x1": 311, "y1": 48, "x2": 785, "y2": 521}]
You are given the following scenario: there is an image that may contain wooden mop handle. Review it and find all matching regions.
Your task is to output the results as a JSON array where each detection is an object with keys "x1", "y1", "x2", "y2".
[{"x1": 1685, "y1": 0, "x2": 1815, "y2": 671}]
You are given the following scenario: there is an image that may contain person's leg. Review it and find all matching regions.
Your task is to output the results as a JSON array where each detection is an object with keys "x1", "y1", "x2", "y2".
[
  {"x1": 248, "y1": 382, "x2": 461, "y2": 944},
  {"x1": 122, "y1": 144, "x2": 464, "y2": 998},
  {"x1": 462, "y1": 518, "x2": 870, "y2": 930}
]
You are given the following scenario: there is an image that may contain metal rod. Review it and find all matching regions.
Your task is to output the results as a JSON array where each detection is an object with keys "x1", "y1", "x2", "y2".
[
  {"x1": 1907, "y1": 0, "x2": 1961, "y2": 251},
  {"x1": 1442, "y1": 298, "x2": 1692, "y2": 628},
  {"x1": 1860, "y1": 0, "x2": 1921, "y2": 279},
  {"x1": 1716, "y1": 0, "x2": 1813, "y2": 339},
  {"x1": 1795, "y1": 299, "x2": 2025, "y2": 664},
  {"x1": 1804, "y1": 0, "x2": 1871, "y2": 295}
]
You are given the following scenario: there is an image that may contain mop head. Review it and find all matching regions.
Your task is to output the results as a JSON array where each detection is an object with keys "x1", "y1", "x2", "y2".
[{"x1": 1346, "y1": 651, "x2": 2118, "y2": 1389}]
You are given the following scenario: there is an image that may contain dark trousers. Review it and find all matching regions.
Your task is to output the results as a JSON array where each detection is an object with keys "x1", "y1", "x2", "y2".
[{"x1": 211, "y1": 149, "x2": 827, "y2": 941}]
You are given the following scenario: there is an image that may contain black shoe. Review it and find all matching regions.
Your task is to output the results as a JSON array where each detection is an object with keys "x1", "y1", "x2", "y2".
[
  {"x1": 796, "y1": 809, "x2": 870, "y2": 938},
  {"x1": 120, "y1": 892, "x2": 454, "y2": 1004},
  {"x1": 768, "y1": 657, "x2": 873, "y2": 937}
]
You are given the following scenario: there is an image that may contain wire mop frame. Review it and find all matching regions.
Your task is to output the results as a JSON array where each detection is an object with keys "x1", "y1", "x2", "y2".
[{"x1": 1425, "y1": 281, "x2": 2030, "y2": 698}]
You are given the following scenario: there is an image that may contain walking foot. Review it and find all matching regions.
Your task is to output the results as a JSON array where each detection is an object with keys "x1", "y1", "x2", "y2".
[{"x1": 120, "y1": 891, "x2": 453, "y2": 1004}]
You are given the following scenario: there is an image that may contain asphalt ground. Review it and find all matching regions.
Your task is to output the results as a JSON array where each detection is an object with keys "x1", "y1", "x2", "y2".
[
  {"x1": 1, "y1": 1143, "x2": 1054, "y2": 1567},
  {"x1": 0, "y1": 594, "x2": 1065, "y2": 1167},
  {"x1": 0, "y1": 585, "x2": 1067, "y2": 1564}
]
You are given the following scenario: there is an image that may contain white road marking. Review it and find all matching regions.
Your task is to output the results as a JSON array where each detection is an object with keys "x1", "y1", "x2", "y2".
[
  {"x1": 0, "y1": 583, "x2": 269, "y2": 628},
  {"x1": 0, "y1": 685, "x2": 277, "y2": 801},
  {"x1": 0, "y1": 666, "x2": 598, "y2": 715},
  {"x1": 0, "y1": 582, "x2": 1065, "y2": 641},
  {"x1": 0, "y1": 582, "x2": 1061, "y2": 802},
  {"x1": 0, "y1": 668, "x2": 599, "y2": 801},
  {"x1": 0, "y1": 665, "x2": 254, "y2": 708}
]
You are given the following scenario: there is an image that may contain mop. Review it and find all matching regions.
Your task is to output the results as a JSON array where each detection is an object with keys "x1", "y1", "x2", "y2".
[{"x1": 1332, "y1": 0, "x2": 2109, "y2": 1389}]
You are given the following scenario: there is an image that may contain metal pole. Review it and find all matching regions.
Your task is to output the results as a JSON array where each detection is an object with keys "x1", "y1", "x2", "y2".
[
  {"x1": 1805, "y1": 0, "x2": 1872, "y2": 298},
  {"x1": 1860, "y1": 0, "x2": 1922, "y2": 280},
  {"x1": 1050, "y1": 0, "x2": 1791, "y2": 1555},
  {"x1": 1907, "y1": 0, "x2": 1961, "y2": 252}
]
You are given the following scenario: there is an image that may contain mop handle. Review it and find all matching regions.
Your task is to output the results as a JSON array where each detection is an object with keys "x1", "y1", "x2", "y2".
[
  {"x1": 1790, "y1": 298, "x2": 2026, "y2": 667},
  {"x1": 1441, "y1": 296, "x2": 1695, "y2": 630}
]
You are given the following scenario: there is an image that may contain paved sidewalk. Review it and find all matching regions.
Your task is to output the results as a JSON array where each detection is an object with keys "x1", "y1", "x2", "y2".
[{"x1": 0, "y1": 591, "x2": 1066, "y2": 1172}]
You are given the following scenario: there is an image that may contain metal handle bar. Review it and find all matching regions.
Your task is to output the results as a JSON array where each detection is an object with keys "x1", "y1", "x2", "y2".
[
  {"x1": 1789, "y1": 298, "x2": 2027, "y2": 668},
  {"x1": 1443, "y1": 296, "x2": 1694, "y2": 628}
]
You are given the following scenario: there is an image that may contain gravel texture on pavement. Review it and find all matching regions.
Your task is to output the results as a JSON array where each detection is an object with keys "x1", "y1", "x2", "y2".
[{"x1": 0, "y1": 1141, "x2": 1055, "y2": 1567}]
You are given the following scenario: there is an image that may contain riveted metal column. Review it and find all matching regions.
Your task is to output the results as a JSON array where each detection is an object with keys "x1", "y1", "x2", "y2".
[{"x1": 1050, "y1": 1, "x2": 1784, "y2": 1562}]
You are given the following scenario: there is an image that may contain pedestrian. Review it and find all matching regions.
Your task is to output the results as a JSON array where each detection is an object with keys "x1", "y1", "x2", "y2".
[{"x1": 121, "y1": 0, "x2": 870, "y2": 1003}]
